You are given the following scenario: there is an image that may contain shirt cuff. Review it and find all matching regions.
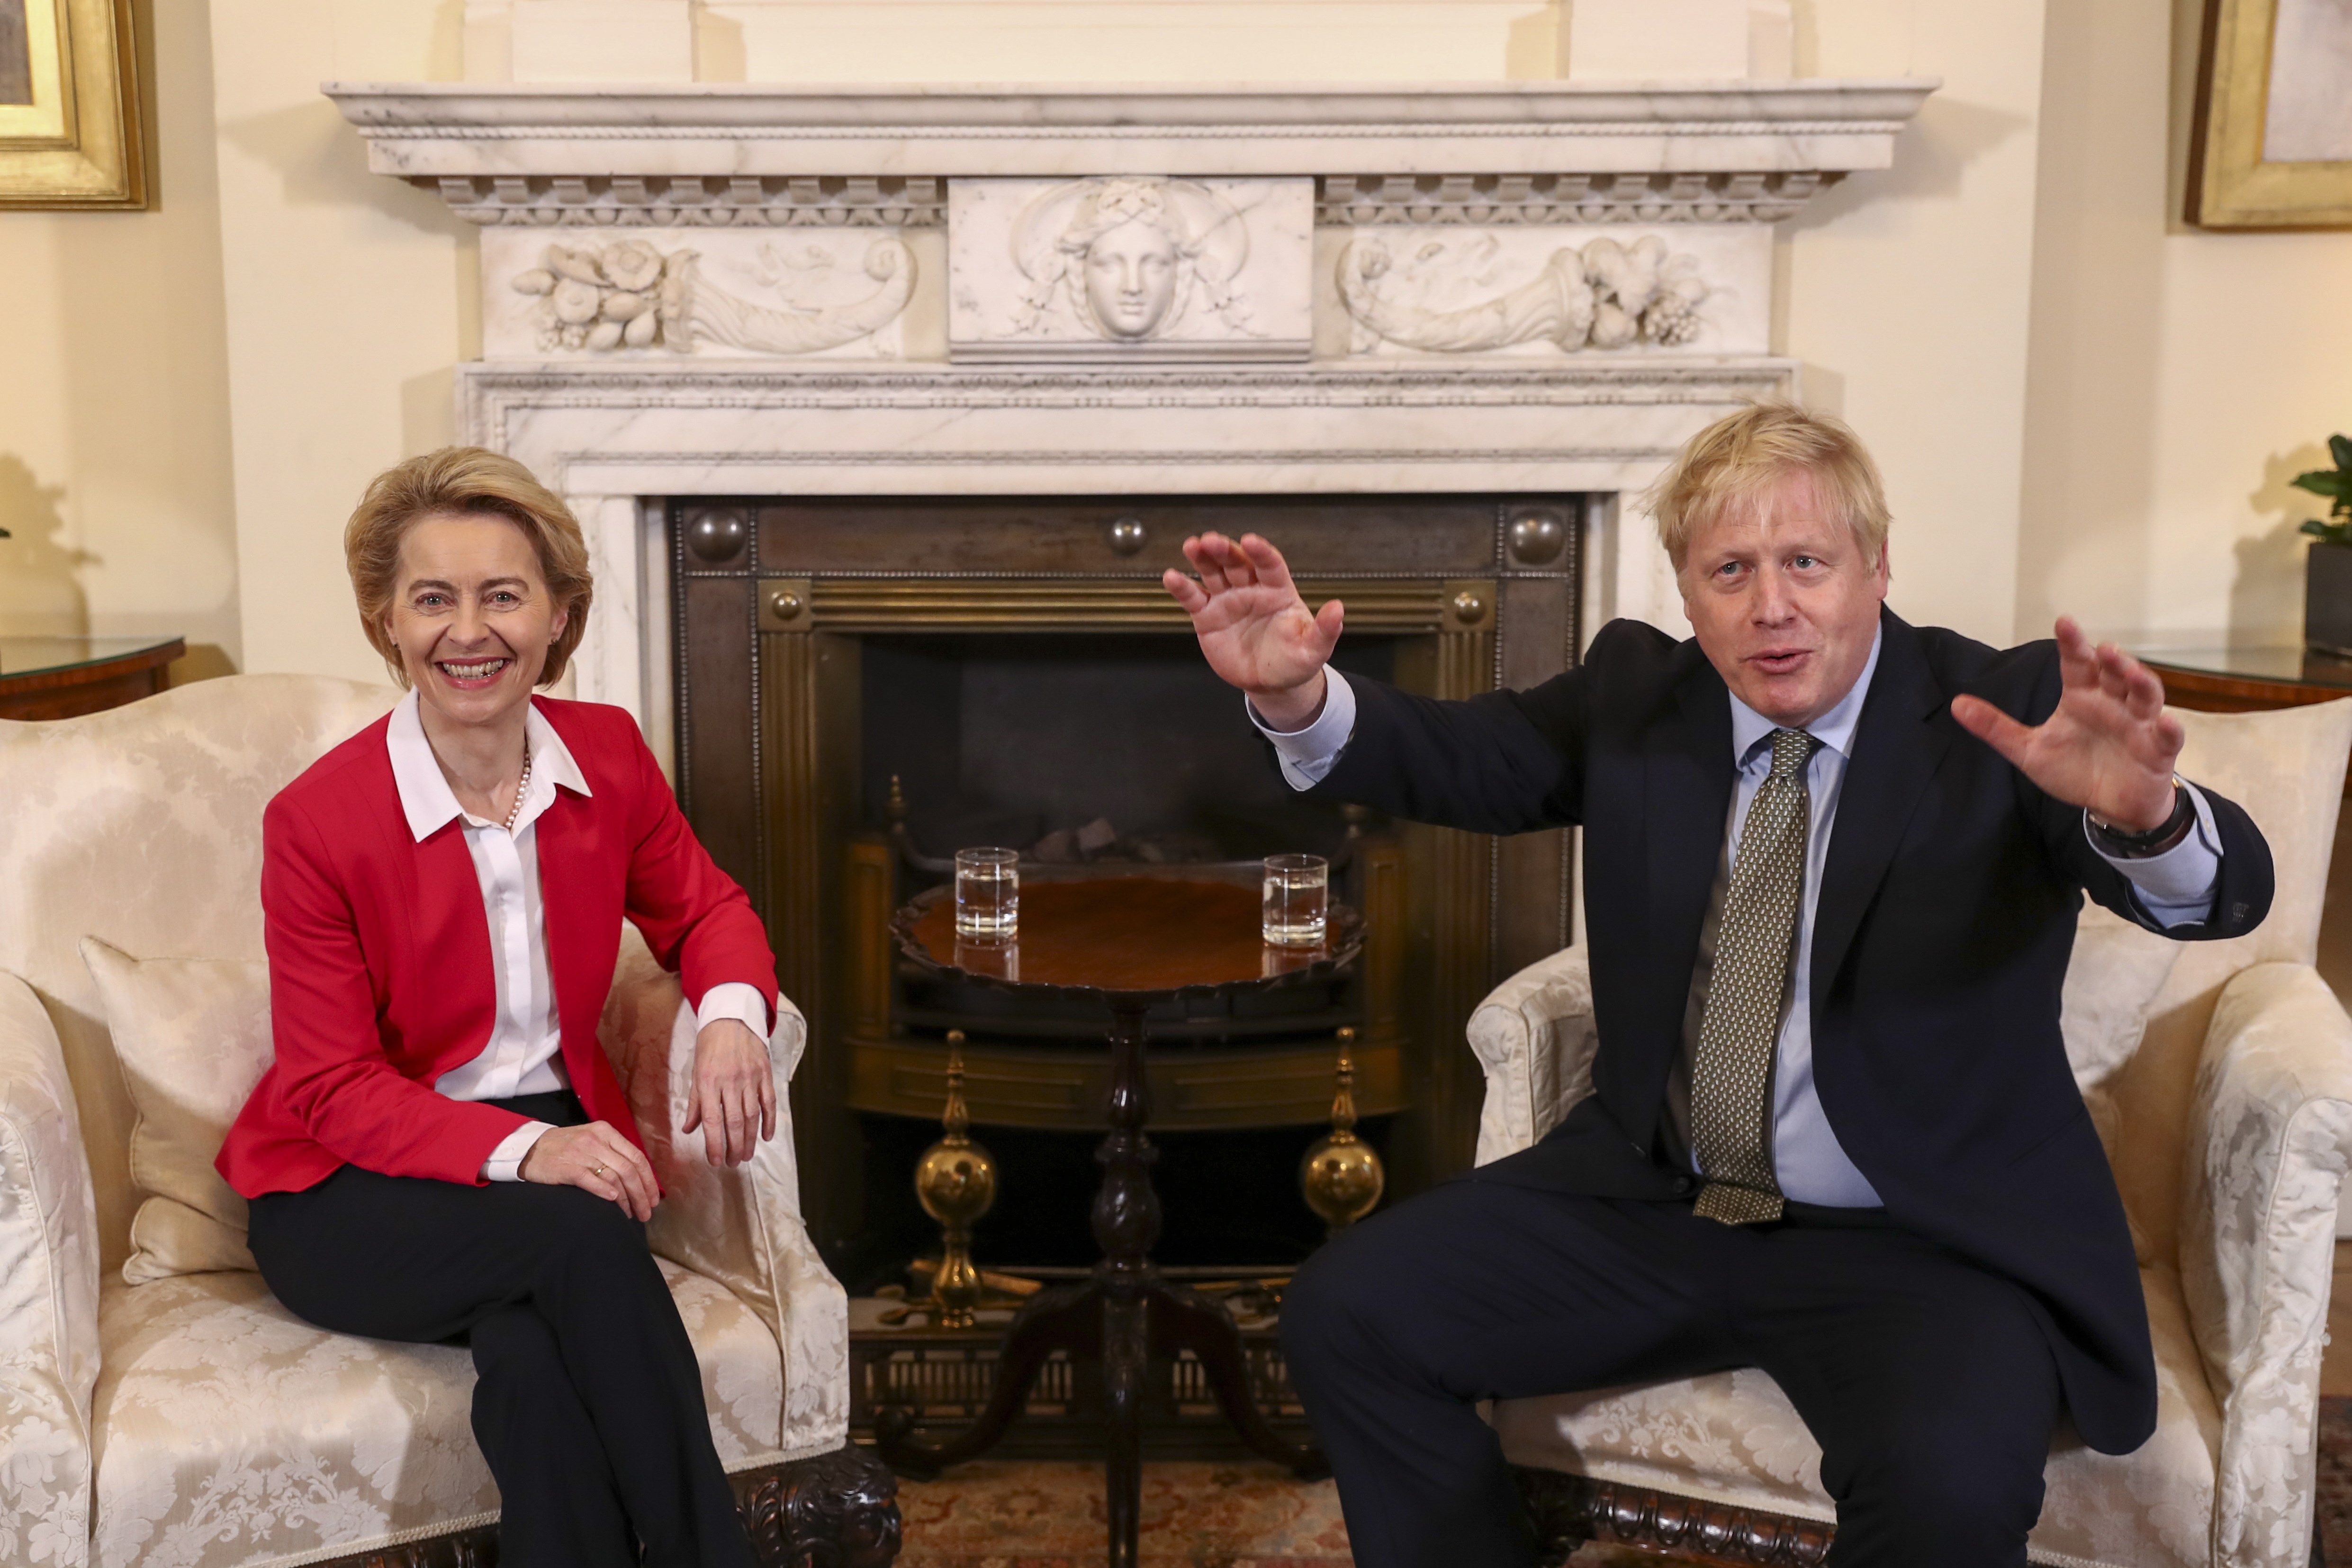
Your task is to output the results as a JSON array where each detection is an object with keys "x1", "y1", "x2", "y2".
[
  {"x1": 696, "y1": 981, "x2": 773, "y2": 1046},
  {"x1": 1245, "y1": 668, "x2": 1358, "y2": 793},
  {"x1": 2086, "y1": 782, "x2": 2224, "y2": 928},
  {"x1": 482, "y1": 1120, "x2": 555, "y2": 1183}
]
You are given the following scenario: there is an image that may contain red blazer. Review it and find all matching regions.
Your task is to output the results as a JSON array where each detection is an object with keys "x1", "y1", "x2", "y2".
[{"x1": 217, "y1": 697, "x2": 778, "y2": 1199}]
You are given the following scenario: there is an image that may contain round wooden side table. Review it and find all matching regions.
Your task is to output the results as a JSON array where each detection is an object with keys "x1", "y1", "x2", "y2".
[
  {"x1": 2135, "y1": 646, "x2": 2352, "y2": 795},
  {"x1": 875, "y1": 875, "x2": 1363, "y2": 1568},
  {"x1": 0, "y1": 635, "x2": 184, "y2": 720}
]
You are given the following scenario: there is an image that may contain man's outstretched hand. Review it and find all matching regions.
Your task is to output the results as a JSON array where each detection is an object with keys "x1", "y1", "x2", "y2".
[
  {"x1": 1162, "y1": 532, "x2": 1344, "y2": 730},
  {"x1": 1950, "y1": 617, "x2": 2183, "y2": 832}
]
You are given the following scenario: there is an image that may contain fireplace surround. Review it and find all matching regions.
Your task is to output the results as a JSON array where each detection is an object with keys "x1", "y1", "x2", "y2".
[{"x1": 327, "y1": 74, "x2": 1936, "y2": 1260}]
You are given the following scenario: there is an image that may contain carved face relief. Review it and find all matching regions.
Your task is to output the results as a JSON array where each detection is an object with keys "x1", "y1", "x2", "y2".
[
  {"x1": 949, "y1": 175, "x2": 1313, "y2": 361},
  {"x1": 1081, "y1": 219, "x2": 1182, "y2": 339}
]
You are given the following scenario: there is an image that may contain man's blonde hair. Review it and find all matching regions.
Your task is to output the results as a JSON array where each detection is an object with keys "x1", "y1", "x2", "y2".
[
  {"x1": 344, "y1": 447, "x2": 594, "y2": 688},
  {"x1": 1647, "y1": 402, "x2": 1891, "y2": 572}
]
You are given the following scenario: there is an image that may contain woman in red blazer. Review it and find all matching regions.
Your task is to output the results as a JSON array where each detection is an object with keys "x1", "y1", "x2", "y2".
[{"x1": 218, "y1": 448, "x2": 776, "y2": 1568}]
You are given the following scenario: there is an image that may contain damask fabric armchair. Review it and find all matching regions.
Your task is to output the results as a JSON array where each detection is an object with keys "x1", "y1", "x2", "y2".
[
  {"x1": 1474, "y1": 699, "x2": 2352, "y2": 1568},
  {"x1": 0, "y1": 676, "x2": 897, "y2": 1568}
]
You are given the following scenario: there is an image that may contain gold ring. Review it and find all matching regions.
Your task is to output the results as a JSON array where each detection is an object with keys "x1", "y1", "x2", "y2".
[{"x1": 592, "y1": 1162, "x2": 608, "y2": 1179}]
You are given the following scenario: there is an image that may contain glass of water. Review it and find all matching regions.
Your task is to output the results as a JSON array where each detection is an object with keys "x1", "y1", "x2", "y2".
[
  {"x1": 954, "y1": 847, "x2": 1019, "y2": 942},
  {"x1": 1262, "y1": 853, "x2": 1329, "y2": 947}
]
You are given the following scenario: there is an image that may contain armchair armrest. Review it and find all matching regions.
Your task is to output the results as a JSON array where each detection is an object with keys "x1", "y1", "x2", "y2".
[
  {"x1": 2179, "y1": 962, "x2": 2352, "y2": 1568},
  {"x1": 599, "y1": 934, "x2": 847, "y2": 1462},
  {"x1": 1467, "y1": 946, "x2": 1597, "y2": 1166},
  {"x1": 0, "y1": 971, "x2": 98, "y2": 1567}
]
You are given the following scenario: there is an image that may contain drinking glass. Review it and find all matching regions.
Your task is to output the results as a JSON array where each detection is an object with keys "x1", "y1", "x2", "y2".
[
  {"x1": 955, "y1": 939, "x2": 1020, "y2": 982},
  {"x1": 1262, "y1": 853, "x2": 1329, "y2": 947},
  {"x1": 955, "y1": 847, "x2": 1019, "y2": 941}
]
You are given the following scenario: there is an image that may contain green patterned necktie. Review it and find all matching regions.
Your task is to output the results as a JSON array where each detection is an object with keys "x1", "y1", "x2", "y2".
[{"x1": 1690, "y1": 726, "x2": 1818, "y2": 1226}]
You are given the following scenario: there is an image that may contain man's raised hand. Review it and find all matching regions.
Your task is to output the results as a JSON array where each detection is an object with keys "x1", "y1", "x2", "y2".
[
  {"x1": 1950, "y1": 617, "x2": 2184, "y2": 832},
  {"x1": 1162, "y1": 531, "x2": 1344, "y2": 731}
]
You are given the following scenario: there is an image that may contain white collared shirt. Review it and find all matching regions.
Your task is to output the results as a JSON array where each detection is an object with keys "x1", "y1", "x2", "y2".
[
  {"x1": 387, "y1": 691, "x2": 771, "y2": 1181},
  {"x1": 1251, "y1": 636, "x2": 2224, "y2": 1207}
]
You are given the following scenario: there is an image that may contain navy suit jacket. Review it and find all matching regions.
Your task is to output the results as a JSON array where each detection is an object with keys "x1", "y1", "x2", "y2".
[{"x1": 1307, "y1": 608, "x2": 2273, "y2": 1454}]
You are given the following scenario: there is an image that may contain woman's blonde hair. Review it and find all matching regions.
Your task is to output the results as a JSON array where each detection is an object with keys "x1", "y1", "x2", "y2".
[
  {"x1": 1647, "y1": 402, "x2": 1891, "y2": 572},
  {"x1": 344, "y1": 447, "x2": 594, "y2": 688}
]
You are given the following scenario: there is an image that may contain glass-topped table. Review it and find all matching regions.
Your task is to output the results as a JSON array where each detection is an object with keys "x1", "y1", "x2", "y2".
[
  {"x1": 0, "y1": 635, "x2": 185, "y2": 721},
  {"x1": 2131, "y1": 646, "x2": 2352, "y2": 710},
  {"x1": 2133, "y1": 646, "x2": 2352, "y2": 796}
]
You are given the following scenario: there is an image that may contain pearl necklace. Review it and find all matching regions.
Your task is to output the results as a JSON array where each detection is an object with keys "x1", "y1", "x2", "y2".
[{"x1": 503, "y1": 750, "x2": 534, "y2": 834}]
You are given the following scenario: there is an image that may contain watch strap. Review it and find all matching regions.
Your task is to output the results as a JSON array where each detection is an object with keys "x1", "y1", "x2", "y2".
[{"x1": 2088, "y1": 779, "x2": 2195, "y2": 858}]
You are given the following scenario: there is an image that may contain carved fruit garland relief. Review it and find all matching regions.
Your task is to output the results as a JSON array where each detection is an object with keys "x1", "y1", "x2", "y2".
[
  {"x1": 1338, "y1": 233, "x2": 1711, "y2": 355},
  {"x1": 512, "y1": 237, "x2": 917, "y2": 355}
]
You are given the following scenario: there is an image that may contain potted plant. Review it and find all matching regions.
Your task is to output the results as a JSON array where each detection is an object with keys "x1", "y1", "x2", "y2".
[{"x1": 2298, "y1": 435, "x2": 2352, "y2": 656}]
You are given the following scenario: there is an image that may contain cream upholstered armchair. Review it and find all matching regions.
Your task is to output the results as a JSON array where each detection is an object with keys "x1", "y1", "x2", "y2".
[
  {"x1": 1478, "y1": 699, "x2": 2352, "y2": 1568},
  {"x1": 0, "y1": 676, "x2": 898, "y2": 1568}
]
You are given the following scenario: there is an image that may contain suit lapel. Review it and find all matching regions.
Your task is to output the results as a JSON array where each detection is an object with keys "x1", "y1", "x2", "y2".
[
  {"x1": 1809, "y1": 612, "x2": 1955, "y2": 1003},
  {"x1": 1643, "y1": 650, "x2": 1736, "y2": 1039}
]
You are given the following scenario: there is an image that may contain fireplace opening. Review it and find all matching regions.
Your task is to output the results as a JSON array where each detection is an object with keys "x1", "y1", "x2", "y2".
[
  {"x1": 859, "y1": 631, "x2": 1398, "y2": 864},
  {"x1": 667, "y1": 492, "x2": 1583, "y2": 1274}
]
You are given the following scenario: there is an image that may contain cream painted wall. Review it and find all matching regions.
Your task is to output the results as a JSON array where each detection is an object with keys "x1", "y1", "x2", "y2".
[
  {"x1": 703, "y1": 1, "x2": 1565, "y2": 82},
  {"x1": 206, "y1": 0, "x2": 474, "y2": 685},
  {"x1": 3, "y1": 0, "x2": 2346, "y2": 683},
  {"x1": 1781, "y1": 0, "x2": 2049, "y2": 648},
  {"x1": 0, "y1": 0, "x2": 243, "y2": 680},
  {"x1": 2019, "y1": 0, "x2": 2352, "y2": 648}
]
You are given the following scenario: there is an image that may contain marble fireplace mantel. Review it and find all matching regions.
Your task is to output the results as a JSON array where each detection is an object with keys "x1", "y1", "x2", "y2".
[{"x1": 330, "y1": 77, "x2": 1935, "y2": 734}]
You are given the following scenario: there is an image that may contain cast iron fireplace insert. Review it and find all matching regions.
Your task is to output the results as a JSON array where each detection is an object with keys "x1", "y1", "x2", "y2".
[{"x1": 668, "y1": 493, "x2": 1584, "y2": 1274}]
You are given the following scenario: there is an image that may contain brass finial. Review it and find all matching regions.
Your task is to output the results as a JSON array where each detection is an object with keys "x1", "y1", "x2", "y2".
[
  {"x1": 1300, "y1": 1027, "x2": 1385, "y2": 1237},
  {"x1": 912, "y1": 1030, "x2": 997, "y2": 1327}
]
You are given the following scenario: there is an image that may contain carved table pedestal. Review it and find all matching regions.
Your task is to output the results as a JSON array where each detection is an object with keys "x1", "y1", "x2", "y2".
[{"x1": 875, "y1": 876, "x2": 1360, "y2": 1568}]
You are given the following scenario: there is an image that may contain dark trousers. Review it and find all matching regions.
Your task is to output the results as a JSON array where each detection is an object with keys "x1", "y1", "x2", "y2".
[
  {"x1": 1280, "y1": 1177, "x2": 2062, "y2": 1568},
  {"x1": 247, "y1": 1091, "x2": 755, "y2": 1568}
]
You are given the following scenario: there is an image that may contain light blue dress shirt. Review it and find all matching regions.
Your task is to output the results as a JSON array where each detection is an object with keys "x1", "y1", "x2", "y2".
[{"x1": 1251, "y1": 631, "x2": 2226, "y2": 1207}]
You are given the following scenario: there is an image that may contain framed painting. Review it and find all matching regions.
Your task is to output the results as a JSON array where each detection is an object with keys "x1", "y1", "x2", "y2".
[
  {"x1": 2189, "y1": 0, "x2": 2352, "y2": 227},
  {"x1": 0, "y1": 0, "x2": 143, "y2": 209}
]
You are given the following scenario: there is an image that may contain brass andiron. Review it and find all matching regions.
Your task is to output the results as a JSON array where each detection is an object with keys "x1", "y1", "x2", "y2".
[
  {"x1": 910, "y1": 1031, "x2": 998, "y2": 1328},
  {"x1": 1300, "y1": 1027, "x2": 1385, "y2": 1237}
]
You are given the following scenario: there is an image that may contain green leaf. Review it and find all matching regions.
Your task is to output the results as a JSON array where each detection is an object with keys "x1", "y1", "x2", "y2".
[
  {"x1": 2294, "y1": 472, "x2": 2348, "y2": 500},
  {"x1": 2331, "y1": 432, "x2": 2352, "y2": 471},
  {"x1": 2307, "y1": 518, "x2": 2352, "y2": 544}
]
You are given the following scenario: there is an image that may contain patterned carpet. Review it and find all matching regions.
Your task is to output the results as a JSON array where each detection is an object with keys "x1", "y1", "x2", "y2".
[
  {"x1": 894, "y1": 1416, "x2": 2352, "y2": 1568},
  {"x1": 894, "y1": 1461, "x2": 1352, "y2": 1568},
  {"x1": 893, "y1": 1460, "x2": 1666, "y2": 1567},
  {"x1": 2320, "y1": 1397, "x2": 2351, "y2": 1566}
]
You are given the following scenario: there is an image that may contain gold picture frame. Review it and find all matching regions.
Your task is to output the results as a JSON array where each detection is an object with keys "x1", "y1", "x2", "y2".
[
  {"x1": 2188, "y1": 0, "x2": 2352, "y2": 228},
  {"x1": 0, "y1": 0, "x2": 143, "y2": 209}
]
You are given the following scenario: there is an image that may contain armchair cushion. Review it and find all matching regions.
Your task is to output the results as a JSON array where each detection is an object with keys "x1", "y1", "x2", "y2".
[
  {"x1": 88, "y1": 1262, "x2": 784, "y2": 1568},
  {"x1": 1493, "y1": 1263, "x2": 2222, "y2": 1568},
  {"x1": 77, "y1": 944, "x2": 270, "y2": 1285}
]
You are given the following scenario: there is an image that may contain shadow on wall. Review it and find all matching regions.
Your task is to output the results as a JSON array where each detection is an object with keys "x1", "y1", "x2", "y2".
[
  {"x1": 2233, "y1": 442, "x2": 2338, "y2": 643},
  {"x1": 217, "y1": 99, "x2": 459, "y2": 235},
  {"x1": 1786, "y1": 94, "x2": 2034, "y2": 233},
  {"x1": 0, "y1": 455, "x2": 93, "y2": 637}
]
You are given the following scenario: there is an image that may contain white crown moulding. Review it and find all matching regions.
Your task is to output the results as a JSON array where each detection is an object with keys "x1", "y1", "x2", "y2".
[{"x1": 326, "y1": 79, "x2": 1937, "y2": 227}]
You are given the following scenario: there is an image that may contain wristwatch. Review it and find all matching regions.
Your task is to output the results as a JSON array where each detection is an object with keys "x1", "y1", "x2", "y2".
[{"x1": 2087, "y1": 777, "x2": 2195, "y2": 858}]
